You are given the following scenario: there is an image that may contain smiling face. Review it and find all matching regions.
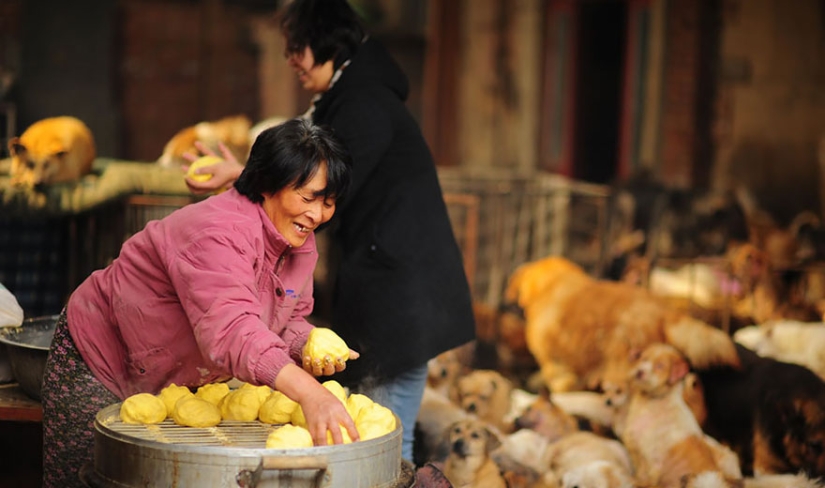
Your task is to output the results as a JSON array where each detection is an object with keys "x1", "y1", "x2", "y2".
[
  {"x1": 286, "y1": 46, "x2": 334, "y2": 94},
  {"x1": 262, "y1": 163, "x2": 335, "y2": 247}
]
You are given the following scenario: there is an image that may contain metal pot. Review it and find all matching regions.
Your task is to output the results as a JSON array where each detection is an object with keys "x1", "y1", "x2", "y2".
[
  {"x1": 0, "y1": 315, "x2": 58, "y2": 401},
  {"x1": 81, "y1": 404, "x2": 410, "y2": 488}
]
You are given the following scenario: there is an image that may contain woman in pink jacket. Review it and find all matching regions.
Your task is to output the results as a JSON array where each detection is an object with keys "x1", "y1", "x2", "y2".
[{"x1": 41, "y1": 118, "x2": 356, "y2": 488}]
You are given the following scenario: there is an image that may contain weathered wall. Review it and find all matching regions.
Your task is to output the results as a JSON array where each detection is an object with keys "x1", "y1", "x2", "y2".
[
  {"x1": 713, "y1": 0, "x2": 825, "y2": 223},
  {"x1": 456, "y1": 0, "x2": 542, "y2": 172}
]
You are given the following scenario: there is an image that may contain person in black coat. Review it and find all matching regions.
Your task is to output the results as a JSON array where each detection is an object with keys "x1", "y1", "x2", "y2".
[
  {"x1": 280, "y1": 0, "x2": 476, "y2": 462},
  {"x1": 185, "y1": 0, "x2": 476, "y2": 462}
]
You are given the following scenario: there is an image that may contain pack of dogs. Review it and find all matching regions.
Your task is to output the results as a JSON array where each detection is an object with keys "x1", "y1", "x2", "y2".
[
  {"x1": 3, "y1": 114, "x2": 286, "y2": 204},
  {"x1": 415, "y1": 255, "x2": 825, "y2": 488}
]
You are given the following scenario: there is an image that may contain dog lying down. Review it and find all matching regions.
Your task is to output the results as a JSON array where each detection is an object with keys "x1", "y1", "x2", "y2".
[
  {"x1": 8, "y1": 116, "x2": 96, "y2": 191},
  {"x1": 698, "y1": 343, "x2": 825, "y2": 479},
  {"x1": 734, "y1": 320, "x2": 825, "y2": 380}
]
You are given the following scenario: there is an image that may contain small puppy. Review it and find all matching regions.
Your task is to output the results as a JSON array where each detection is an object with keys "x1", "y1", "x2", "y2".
[
  {"x1": 617, "y1": 343, "x2": 741, "y2": 488},
  {"x1": 513, "y1": 387, "x2": 580, "y2": 443},
  {"x1": 8, "y1": 116, "x2": 96, "y2": 190},
  {"x1": 442, "y1": 418, "x2": 507, "y2": 488},
  {"x1": 428, "y1": 342, "x2": 475, "y2": 397},
  {"x1": 543, "y1": 431, "x2": 635, "y2": 488},
  {"x1": 415, "y1": 386, "x2": 470, "y2": 464},
  {"x1": 559, "y1": 460, "x2": 635, "y2": 488},
  {"x1": 157, "y1": 114, "x2": 252, "y2": 167},
  {"x1": 452, "y1": 369, "x2": 514, "y2": 433}
]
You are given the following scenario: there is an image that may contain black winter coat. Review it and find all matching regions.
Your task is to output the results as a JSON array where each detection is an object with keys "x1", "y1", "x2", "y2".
[{"x1": 312, "y1": 38, "x2": 476, "y2": 385}]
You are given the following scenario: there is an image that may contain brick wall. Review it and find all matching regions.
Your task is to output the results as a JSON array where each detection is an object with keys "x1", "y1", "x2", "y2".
[
  {"x1": 119, "y1": 0, "x2": 266, "y2": 162},
  {"x1": 659, "y1": 0, "x2": 702, "y2": 187}
]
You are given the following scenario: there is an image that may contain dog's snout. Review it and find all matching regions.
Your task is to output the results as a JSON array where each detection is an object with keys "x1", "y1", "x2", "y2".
[
  {"x1": 452, "y1": 438, "x2": 466, "y2": 456},
  {"x1": 466, "y1": 402, "x2": 477, "y2": 413}
]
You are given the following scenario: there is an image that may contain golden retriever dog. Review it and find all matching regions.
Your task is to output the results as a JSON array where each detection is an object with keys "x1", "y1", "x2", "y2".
[
  {"x1": 8, "y1": 116, "x2": 96, "y2": 190},
  {"x1": 504, "y1": 256, "x2": 740, "y2": 393},
  {"x1": 452, "y1": 369, "x2": 514, "y2": 433},
  {"x1": 616, "y1": 343, "x2": 741, "y2": 488},
  {"x1": 157, "y1": 114, "x2": 252, "y2": 168},
  {"x1": 541, "y1": 431, "x2": 634, "y2": 488},
  {"x1": 442, "y1": 418, "x2": 507, "y2": 488}
]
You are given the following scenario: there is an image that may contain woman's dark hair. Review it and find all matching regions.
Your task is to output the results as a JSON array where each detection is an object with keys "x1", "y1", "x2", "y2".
[
  {"x1": 279, "y1": 0, "x2": 366, "y2": 69},
  {"x1": 235, "y1": 118, "x2": 351, "y2": 205}
]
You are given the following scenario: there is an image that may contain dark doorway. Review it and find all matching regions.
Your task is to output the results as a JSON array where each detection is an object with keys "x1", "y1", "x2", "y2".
[{"x1": 572, "y1": 0, "x2": 627, "y2": 184}]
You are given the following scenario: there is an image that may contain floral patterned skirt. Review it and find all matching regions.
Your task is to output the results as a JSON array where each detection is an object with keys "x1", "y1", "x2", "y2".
[{"x1": 41, "y1": 309, "x2": 118, "y2": 488}]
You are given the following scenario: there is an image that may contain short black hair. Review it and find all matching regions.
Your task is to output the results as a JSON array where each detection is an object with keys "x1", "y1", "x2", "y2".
[
  {"x1": 279, "y1": 0, "x2": 366, "y2": 67},
  {"x1": 235, "y1": 118, "x2": 351, "y2": 205}
]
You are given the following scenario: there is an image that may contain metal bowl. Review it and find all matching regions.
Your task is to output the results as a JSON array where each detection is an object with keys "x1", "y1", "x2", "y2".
[{"x1": 0, "y1": 315, "x2": 58, "y2": 401}]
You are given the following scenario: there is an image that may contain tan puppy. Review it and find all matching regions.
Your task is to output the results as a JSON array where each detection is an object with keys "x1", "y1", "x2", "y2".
[
  {"x1": 616, "y1": 343, "x2": 741, "y2": 488},
  {"x1": 513, "y1": 388, "x2": 579, "y2": 443},
  {"x1": 442, "y1": 418, "x2": 506, "y2": 488},
  {"x1": 504, "y1": 256, "x2": 739, "y2": 392},
  {"x1": 157, "y1": 115, "x2": 252, "y2": 167},
  {"x1": 542, "y1": 431, "x2": 634, "y2": 488},
  {"x1": 452, "y1": 369, "x2": 514, "y2": 433},
  {"x1": 8, "y1": 116, "x2": 96, "y2": 189},
  {"x1": 416, "y1": 386, "x2": 470, "y2": 463},
  {"x1": 428, "y1": 342, "x2": 475, "y2": 397}
]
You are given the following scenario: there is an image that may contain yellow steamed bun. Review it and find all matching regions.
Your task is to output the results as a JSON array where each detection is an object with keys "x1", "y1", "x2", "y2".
[
  {"x1": 171, "y1": 395, "x2": 222, "y2": 428},
  {"x1": 322, "y1": 380, "x2": 347, "y2": 404},
  {"x1": 120, "y1": 393, "x2": 167, "y2": 425},
  {"x1": 356, "y1": 402, "x2": 396, "y2": 441},
  {"x1": 346, "y1": 393, "x2": 374, "y2": 419},
  {"x1": 239, "y1": 382, "x2": 273, "y2": 405},
  {"x1": 195, "y1": 382, "x2": 231, "y2": 406},
  {"x1": 158, "y1": 383, "x2": 194, "y2": 416},
  {"x1": 186, "y1": 155, "x2": 222, "y2": 182},
  {"x1": 219, "y1": 387, "x2": 263, "y2": 421},
  {"x1": 266, "y1": 424, "x2": 314, "y2": 449},
  {"x1": 258, "y1": 391, "x2": 298, "y2": 424}
]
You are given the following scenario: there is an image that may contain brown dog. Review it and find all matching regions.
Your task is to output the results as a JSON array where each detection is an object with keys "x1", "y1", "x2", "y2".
[
  {"x1": 8, "y1": 116, "x2": 96, "y2": 190},
  {"x1": 616, "y1": 343, "x2": 741, "y2": 488},
  {"x1": 157, "y1": 115, "x2": 252, "y2": 168},
  {"x1": 442, "y1": 418, "x2": 507, "y2": 488},
  {"x1": 504, "y1": 256, "x2": 740, "y2": 393},
  {"x1": 699, "y1": 343, "x2": 825, "y2": 479},
  {"x1": 452, "y1": 369, "x2": 514, "y2": 433}
]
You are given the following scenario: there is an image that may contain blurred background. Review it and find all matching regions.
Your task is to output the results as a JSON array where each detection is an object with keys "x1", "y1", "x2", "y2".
[{"x1": 2, "y1": 0, "x2": 822, "y2": 212}]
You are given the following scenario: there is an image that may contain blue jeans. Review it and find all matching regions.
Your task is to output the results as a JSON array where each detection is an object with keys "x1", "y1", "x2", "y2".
[{"x1": 354, "y1": 364, "x2": 428, "y2": 462}]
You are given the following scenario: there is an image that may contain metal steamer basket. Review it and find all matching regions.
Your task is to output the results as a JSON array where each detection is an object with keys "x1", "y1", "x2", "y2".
[{"x1": 82, "y1": 404, "x2": 409, "y2": 488}]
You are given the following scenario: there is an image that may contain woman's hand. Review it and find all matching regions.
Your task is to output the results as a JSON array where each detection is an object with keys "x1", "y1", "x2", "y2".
[
  {"x1": 182, "y1": 141, "x2": 244, "y2": 195},
  {"x1": 274, "y1": 363, "x2": 360, "y2": 445},
  {"x1": 303, "y1": 349, "x2": 360, "y2": 377}
]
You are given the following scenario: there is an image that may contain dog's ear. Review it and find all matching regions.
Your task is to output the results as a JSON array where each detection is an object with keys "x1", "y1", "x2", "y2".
[
  {"x1": 8, "y1": 137, "x2": 24, "y2": 156},
  {"x1": 484, "y1": 425, "x2": 502, "y2": 453},
  {"x1": 669, "y1": 357, "x2": 690, "y2": 385}
]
